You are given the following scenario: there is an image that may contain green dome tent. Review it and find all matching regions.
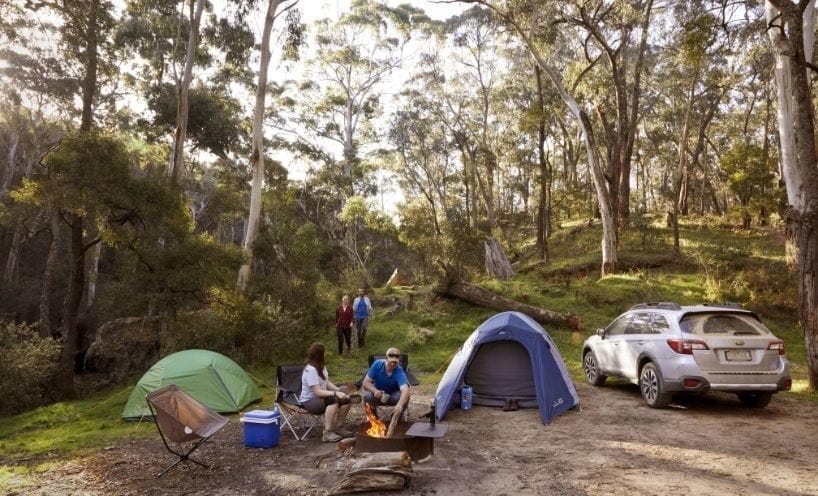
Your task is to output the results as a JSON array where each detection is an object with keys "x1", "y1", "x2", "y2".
[{"x1": 122, "y1": 349, "x2": 261, "y2": 419}]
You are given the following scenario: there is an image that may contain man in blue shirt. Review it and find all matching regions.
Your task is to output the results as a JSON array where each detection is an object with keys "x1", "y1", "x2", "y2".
[
  {"x1": 353, "y1": 287, "x2": 372, "y2": 347},
  {"x1": 362, "y1": 347, "x2": 410, "y2": 416}
]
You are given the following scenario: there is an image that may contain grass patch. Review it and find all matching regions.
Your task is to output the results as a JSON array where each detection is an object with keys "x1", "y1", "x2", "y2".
[{"x1": 0, "y1": 216, "x2": 813, "y2": 468}]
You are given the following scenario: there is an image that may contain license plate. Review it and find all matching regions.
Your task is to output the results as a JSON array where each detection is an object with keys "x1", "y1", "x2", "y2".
[{"x1": 725, "y1": 350, "x2": 752, "y2": 361}]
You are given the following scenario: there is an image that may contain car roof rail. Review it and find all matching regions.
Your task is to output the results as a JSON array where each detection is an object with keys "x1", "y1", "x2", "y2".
[
  {"x1": 629, "y1": 302, "x2": 682, "y2": 310},
  {"x1": 702, "y1": 302, "x2": 743, "y2": 309}
]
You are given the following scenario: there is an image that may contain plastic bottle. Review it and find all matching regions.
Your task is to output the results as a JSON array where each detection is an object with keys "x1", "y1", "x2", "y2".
[{"x1": 461, "y1": 385, "x2": 473, "y2": 410}]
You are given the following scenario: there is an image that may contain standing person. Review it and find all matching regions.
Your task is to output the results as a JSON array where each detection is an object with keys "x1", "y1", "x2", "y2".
[
  {"x1": 353, "y1": 287, "x2": 372, "y2": 347},
  {"x1": 335, "y1": 295, "x2": 353, "y2": 355},
  {"x1": 299, "y1": 343, "x2": 358, "y2": 442},
  {"x1": 361, "y1": 347, "x2": 411, "y2": 417}
]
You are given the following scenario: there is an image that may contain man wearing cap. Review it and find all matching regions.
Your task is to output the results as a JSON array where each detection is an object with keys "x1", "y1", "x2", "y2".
[{"x1": 361, "y1": 347, "x2": 410, "y2": 416}]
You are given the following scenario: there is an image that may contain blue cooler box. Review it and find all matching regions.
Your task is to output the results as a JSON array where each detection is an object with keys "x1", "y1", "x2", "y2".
[{"x1": 241, "y1": 409, "x2": 280, "y2": 448}]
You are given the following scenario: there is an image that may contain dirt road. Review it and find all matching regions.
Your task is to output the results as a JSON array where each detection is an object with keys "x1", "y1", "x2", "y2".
[{"x1": 12, "y1": 382, "x2": 818, "y2": 495}]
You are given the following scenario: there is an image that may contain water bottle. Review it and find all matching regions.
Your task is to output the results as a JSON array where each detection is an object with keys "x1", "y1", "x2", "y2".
[{"x1": 461, "y1": 385, "x2": 472, "y2": 410}]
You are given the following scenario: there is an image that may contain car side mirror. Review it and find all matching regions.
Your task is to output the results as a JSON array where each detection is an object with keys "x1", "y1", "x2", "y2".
[{"x1": 596, "y1": 328, "x2": 606, "y2": 338}]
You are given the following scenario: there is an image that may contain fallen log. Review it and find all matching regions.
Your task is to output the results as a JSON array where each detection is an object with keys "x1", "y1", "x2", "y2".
[
  {"x1": 436, "y1": 260, "x2": 581, "y2": 330},
  {"x1": 331, "y1": 452, "x2": 412, "y2": 495},
  {"x1": 350, "y1": 451, "x2": 411, "y2": 471},
  {"x1": 329, "y1": 468, "x2": 410, "y2": 494}
]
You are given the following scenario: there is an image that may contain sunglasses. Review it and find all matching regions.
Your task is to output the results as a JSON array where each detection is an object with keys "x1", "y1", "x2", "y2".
[{"x1": 387, "y1": 353, "x2": 401, "y2": 358}]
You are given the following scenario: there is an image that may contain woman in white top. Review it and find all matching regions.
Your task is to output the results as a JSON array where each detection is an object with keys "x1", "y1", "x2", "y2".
[{"x1": 299, "y1": 342, "x2": 355, "y2": 442}]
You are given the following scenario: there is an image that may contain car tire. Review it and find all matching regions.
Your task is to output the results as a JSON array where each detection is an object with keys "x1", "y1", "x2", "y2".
[
  {"x1": 583, "y1": 350, "x2": 607, "y2": 386},
  {"x1": 737, "y1": 391, "x2": 773, "y2": 408},
  {"x1": 640, "y1": 362, "x2": 671, "y2": 408}
]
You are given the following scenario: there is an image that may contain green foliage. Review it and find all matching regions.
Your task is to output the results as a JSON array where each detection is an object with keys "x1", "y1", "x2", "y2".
[
  {"x1": 720, "y1": 143, "x2": 776, "y2": 207},
  {"x1": 147, "y1": 84, "x2": 243, "y2": 158},
  {"x1": 0, "y1": 322, "x2": 60, "y2": 416},
  {"x1": 162, "y1": 290, "x2": 301, "y2": 366}
]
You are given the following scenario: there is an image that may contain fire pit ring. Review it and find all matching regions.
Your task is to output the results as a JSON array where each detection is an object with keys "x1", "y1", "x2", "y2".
[{"x1": 354, "y1": 422, "x2": 434, "y2": 462}]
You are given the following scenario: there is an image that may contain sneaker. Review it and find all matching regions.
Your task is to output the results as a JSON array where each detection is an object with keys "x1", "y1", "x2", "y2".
[
  {"x1": 322, "y1": 430, "x2": 342, "y2": 442},
  {"x1": 334, "y1": 427, "x2": 353, "y2": 438}
]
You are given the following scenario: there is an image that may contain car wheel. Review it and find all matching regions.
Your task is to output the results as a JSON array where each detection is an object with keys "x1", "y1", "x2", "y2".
[
  {"x1": 640, "y1": 362, "x2": 671, "y2": 408},
  {"x1": 737, "y1": 391, "x2": 773, "y2": 408},
  {"x1": 583, "y1": 350, "x2": 607, "y2": 386}
]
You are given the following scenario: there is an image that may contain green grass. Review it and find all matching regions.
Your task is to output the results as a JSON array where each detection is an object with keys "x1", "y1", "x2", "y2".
[{"x1": 2, "y1": 216, "x2": 816, "y2": 476}]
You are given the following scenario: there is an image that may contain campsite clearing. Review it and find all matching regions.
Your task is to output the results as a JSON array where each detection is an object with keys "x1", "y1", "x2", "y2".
[{"x1": 6, "y1": 382, "x2": 817, "y2": 496}]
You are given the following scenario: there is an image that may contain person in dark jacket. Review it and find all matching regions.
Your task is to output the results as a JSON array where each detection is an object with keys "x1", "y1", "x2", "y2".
[{"x1": 335, "y1": 295, "x2": 354, "y2": 355}]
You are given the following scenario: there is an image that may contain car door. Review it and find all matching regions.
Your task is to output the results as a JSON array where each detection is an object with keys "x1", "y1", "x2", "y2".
[
  {"x1": 619, "y1": 312, "x2": 653, "y2": 380},
  {"x1": 595, "y1": 314, "x2": 631, "y2": 375}
]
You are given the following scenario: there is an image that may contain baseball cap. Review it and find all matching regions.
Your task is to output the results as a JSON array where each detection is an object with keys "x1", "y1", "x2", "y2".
[{"x1": 385, "y1": 347, "x2": 401, "y2": 364}]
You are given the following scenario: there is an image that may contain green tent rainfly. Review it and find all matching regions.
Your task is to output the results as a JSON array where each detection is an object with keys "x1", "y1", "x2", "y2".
[{"x1": 122, "y1": 349, "x2": 261, "y2": 419}]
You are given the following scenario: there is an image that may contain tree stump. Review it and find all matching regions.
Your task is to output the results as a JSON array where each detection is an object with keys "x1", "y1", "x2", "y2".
[{"x1": 484, "y1": 238, "x2": 514, "y2": 280}]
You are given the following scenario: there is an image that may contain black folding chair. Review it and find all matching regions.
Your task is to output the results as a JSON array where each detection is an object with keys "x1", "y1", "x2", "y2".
[
  {"x1": 275, "y1": 364, "x2": 322, "y2": 441},
  {"x1": 146, "y1": 384, "x2": 229, "y2": 477}
]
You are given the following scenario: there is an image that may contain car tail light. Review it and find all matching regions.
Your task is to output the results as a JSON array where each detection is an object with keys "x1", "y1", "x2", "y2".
[
  {"x1": 683, "y1": 378, "x2": 701, "y2": 388},
  {"x1": 768, "y1": 340, "x2": 786, "y2": 355},
  {"x1": 781, "y1": 378, "x2": 792, "y2": 390},
  {"x1": 667, "y1": 338, "x2": 709, "y2": 354}
]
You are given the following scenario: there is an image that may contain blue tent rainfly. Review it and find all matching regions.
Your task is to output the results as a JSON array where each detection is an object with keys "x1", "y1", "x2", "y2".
[{"x1": 434, "y1": 311, "x2": 580, "y2": 425}]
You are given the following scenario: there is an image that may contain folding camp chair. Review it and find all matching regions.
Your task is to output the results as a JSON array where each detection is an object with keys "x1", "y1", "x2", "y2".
[
  {"x1": 275, "y1": 364, "x2": 322, "y2": 441},
  {"x1": 146, "y1": 384, "x2": 229, "y2": 477}
]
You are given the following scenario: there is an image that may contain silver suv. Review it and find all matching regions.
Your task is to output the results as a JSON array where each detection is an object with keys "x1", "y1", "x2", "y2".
[{"x1": 582, "y1": 303, "x2": 792, "y2": 408}]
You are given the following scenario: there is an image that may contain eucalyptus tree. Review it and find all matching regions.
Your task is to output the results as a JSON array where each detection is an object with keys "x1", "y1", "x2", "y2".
[
  {"x1": 236, "y1": 0, "x2": 300, "y2": 292},
  {"x1": 271, "y1": 1, "x2": 430, "y2": 280},
  {"x1": 764, "y1": 0, "x2": 818, "y2": 389},
  {"x1": 388, "y1": 91, "x2": 455, "y2": 237},
  {"x1": 459, "y1": 0, "x2": 618, "y2": 275},
  {"x1": 1, "y1": 0, "x2": 121, "y2": 397},
  {"x1": 564, "y1": 0, "x2": 654, "y2": 228}
]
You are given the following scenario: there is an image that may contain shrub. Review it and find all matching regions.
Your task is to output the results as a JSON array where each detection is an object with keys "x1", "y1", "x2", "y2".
[
  {"x1": 161, "y1": 290, "x2": 303, "y2": 366},
  {"x1": 0, "y1": 322, "x2": 60, "y2": 416}
]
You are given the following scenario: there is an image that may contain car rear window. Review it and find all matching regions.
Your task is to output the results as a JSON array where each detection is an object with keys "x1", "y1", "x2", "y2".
[{"x1": 679, "y1": 313, "x2": 771, "y2": 336}]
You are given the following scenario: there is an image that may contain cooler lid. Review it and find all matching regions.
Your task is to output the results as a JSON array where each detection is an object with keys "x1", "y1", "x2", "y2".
[{"x1": 243, "y1": 409, "x2": 278, "y2": 421}]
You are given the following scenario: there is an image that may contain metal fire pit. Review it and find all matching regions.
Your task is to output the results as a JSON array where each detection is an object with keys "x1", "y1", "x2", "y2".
[{"x1": 354, "y1": 422, "x2": 434, "y2": 462}]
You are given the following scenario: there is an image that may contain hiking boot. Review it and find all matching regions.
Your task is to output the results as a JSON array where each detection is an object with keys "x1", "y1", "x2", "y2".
[
  {"x1": 334, "y1": 427, "x2": 353, "y2": 438},
  {"x1": 322, "y1": 430, "x2": 342, "y2": 442}
]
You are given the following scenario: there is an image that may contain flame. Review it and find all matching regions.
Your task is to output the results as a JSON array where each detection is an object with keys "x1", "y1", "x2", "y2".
[{"x1": 364, "y1": 403, "x2": 387, "y2": 438}]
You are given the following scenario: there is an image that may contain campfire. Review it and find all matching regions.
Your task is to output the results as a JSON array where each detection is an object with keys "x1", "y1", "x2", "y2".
[{"x1": 363, "y1": 404, "x2": 387, "y2": 438}]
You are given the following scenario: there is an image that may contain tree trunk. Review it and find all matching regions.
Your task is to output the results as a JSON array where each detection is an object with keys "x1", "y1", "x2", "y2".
[
  {"x1": 237, "y1": 0, "x2": 283, "y2": 292},
  {"x1": 534, "y1": 64, "x2": 549, "y2": 263},
  {"x1": 766, "y1": 0, "x2": 818, "y2": 388},
  {"x1": 168, "y1": 0, "x2": 206, "y2": 183},
  {"x1": 3, "y1": 221, "x2": 25, "y2": 283},
  {"x1": 0, "y1": 131, "x2": 19, "y2": 200},
  {"x1": 38, "y1": 211, "x2": 61, "y2": 338},
  {"x1": 58, "y1": 214, "x2": 85, "y2": 398},
  {"x1": 56, "y1": 0, "x2": 99, "y2": 398},
  {"x1": 437, "y1": 260, "x2": 580, "y2": 329},
  {"x1": 86, "y1": 242, "x2": 102, "y2": 309},
  {"x1": 484, "y1": 238, "x2": 514, "y2": 280}
]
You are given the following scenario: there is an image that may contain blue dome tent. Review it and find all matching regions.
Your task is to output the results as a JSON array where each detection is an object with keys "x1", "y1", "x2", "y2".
[{"x1": 434, "y1": 312, "x2": 580, "y2": 425}]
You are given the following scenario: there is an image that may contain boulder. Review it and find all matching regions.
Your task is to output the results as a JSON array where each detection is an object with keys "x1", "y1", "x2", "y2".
[{"x1": 84, "y1": 316, "x2": 162, "y2": 383}]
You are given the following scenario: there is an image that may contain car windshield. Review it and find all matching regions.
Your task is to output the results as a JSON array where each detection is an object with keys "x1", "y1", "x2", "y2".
[{"x1": 679, "y1": 313, "x2": 770, "y2": 336}]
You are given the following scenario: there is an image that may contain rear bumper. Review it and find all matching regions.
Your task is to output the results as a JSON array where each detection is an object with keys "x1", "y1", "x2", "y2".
[{"x1": 661, "y1": 357, "x2": 791, "y2": 392}]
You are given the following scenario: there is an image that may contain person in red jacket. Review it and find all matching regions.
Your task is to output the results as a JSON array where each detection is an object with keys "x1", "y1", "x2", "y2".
[{"x1": 335, "y1": 295, "x2": 354, "y2": 355}]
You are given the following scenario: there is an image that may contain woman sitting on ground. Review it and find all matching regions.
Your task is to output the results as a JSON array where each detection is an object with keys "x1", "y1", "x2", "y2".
[{"x1": 299, "y1": 342, "x2": 358, "y2": 442}]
